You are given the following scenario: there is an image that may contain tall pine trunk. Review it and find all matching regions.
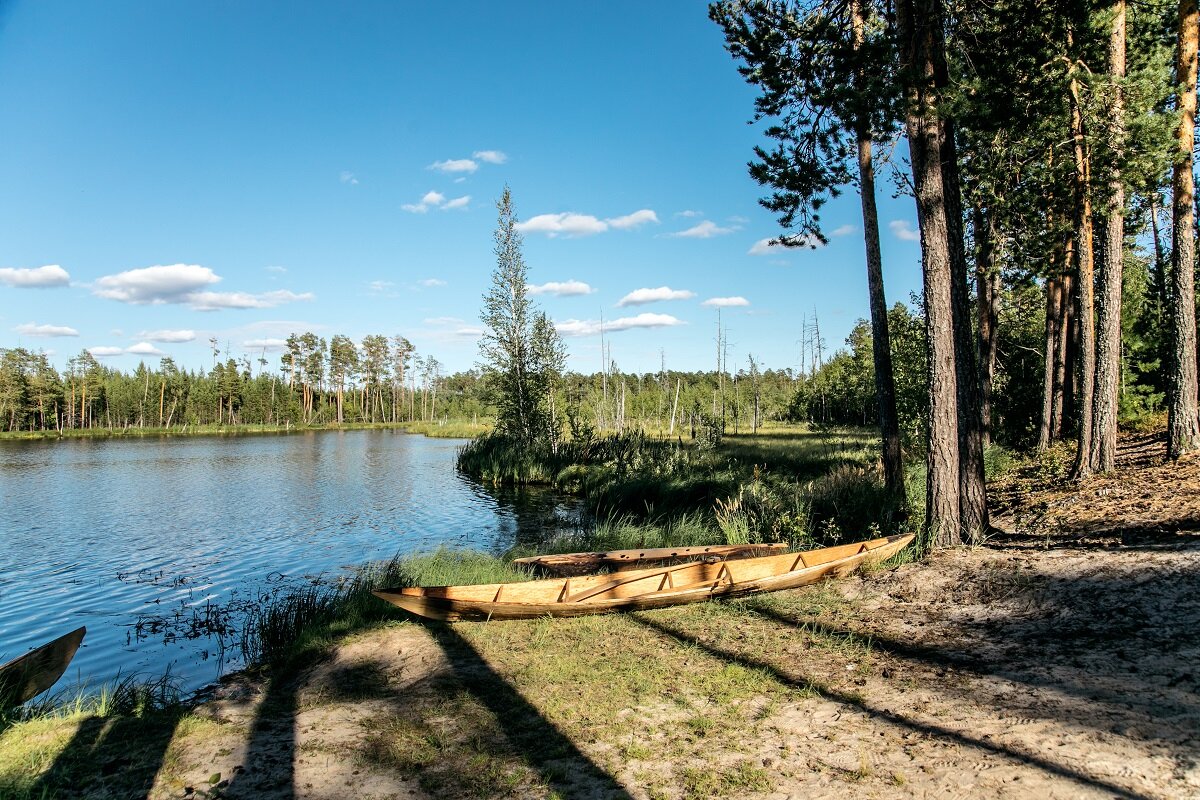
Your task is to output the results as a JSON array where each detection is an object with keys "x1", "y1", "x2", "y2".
[
  {"x1": 853, "y1": 0, "x2": 905, "y2": 504},
  {"x1": 975, "y1": 203, "x2": 1001, "y2": 448},
  {"x1": 898, "y1": 0, "x2": 961, "y2": 546},
  {"x1": 1091, "y1": 0, "x2": 1126, "y2": 473},
  {"x1": 1039, "y1": 274, "x2": 1062, "y2": 451},
  {"x1": 1170, "y1": 0, "x2": 1200, "y2": 457},
  {"x1": 1069, "y1": 57, "x2": 1098, "y2": 481}
]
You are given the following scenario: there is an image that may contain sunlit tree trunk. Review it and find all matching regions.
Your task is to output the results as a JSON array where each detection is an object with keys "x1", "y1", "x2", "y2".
[
  {"x1": 1170, "y1": 0, "x2": 1200, "y2": 457},
  {"x1": 1091, "y1": 0, "x2": 1126, "y2": 473}
]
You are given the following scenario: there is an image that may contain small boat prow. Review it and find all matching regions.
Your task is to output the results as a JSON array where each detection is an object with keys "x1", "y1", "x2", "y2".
[{"x1": 0, "y1": 627, "x2": 87, "y2": 709}]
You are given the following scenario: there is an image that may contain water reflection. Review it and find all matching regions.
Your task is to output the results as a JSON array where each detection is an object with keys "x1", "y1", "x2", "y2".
[{"x1": 0, "y1": 430, "x2": 586, "y2": 694}]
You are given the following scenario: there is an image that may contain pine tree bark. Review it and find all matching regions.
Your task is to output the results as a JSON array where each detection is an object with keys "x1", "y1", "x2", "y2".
[
  {"x1": 898, "y1": 0, "x2": 961, "y2": 546},
  {"x1": 933, "y1": 19, "x2": 988, "y2": 540},
  {"x1": 1039, "y1": 274, "x2": 1062, "y2": 451},
  {"x1": 852, "y1": 0, "x2": 905, "y2": 504},
  {"x1": 975, "y1": 203, "x2": 1001, "y2": 448},
  {"x1": 1170, "y1": 0, "x2": 1200, "y2": 458},
  {"x1": 1069, "y1": 58, "x2": 1098, "y2": 481},
  {"x1": 1091, "y1": 0, "x2": 1126, "y2": 473}
]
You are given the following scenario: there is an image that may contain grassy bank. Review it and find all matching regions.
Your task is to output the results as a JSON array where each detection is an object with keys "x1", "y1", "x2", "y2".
[
  {"x1": 461, "y1": 425, "x2": 909, "y2": 551},
  {"x1": 0, "y1": 547, "x2": 883, "y2": 799},
  {"x1": 0, "y1": 419, "x2": 492, "y2": 442}
]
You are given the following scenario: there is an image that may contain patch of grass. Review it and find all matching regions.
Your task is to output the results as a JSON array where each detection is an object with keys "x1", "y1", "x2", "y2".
[{"x1": 678, "y1": 760, "x2": 774, "y2": 799}]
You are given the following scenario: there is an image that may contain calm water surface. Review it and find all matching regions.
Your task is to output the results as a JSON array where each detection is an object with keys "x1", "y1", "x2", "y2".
[{"x1": 0, "y1": 430, "x2": 582, "y2": 695}]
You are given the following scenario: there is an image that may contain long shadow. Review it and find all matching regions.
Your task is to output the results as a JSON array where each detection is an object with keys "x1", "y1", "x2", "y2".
[
  {"x1": 418, "y1": 619, "x2": 634, "y2": 800},
  {"x1": 221, "y1": 669, "x2": 299, "y2": 799},
  {"x1": 626, "y1": 612, "x2": 1160, "y2": 800},
  {"x1": 25, "y1": 707, "x2": 183, "y2": 799},
  {"x1": 742, "y1": 599, "x2": 1200, "y2": 752}
]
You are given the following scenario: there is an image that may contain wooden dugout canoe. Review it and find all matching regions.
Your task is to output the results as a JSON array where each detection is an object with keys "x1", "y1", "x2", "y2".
[
  {"x1": 374, "y1": 534, "x2": 913, "y2": 621},
  {"x1": 511, "y1": 542, "x2": 790, "y2": 577},
  {"x1": 0, "y1": 626, "x2": 86, "y2": 709}
]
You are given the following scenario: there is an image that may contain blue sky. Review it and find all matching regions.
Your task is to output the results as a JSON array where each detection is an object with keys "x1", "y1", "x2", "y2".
[{"x1": 0, "y1": 0, "x2": 925, "y2": 376}]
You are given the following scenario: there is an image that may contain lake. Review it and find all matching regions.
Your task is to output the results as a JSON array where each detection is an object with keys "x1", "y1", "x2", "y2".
[{"x1": 0, "y1": 429, "x2": 583, "y2": 696}]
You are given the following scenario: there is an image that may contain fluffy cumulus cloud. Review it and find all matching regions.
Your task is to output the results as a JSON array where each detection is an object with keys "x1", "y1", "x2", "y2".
[
  {"x1": 556, "y1": 313, "x2": 684, "y2": 338},
  {"x1": 832, "y1": 224, "x2": 857, "y2": 236},
  {"x1": 748, "y1": 238, "x2": 782, "y2": 256},
  {"x1": 529, "y1": 280, "x2": 595, "y2": 297},
  {"x1": 88, "y1": 346, "x2": 125, "y2": 357},
  {"x1": 402, "y1": 191, "x2": 469, "y2": 213},
  {"x1": 138, "y1": 329, "x2": 195, "y2": 343},
  {"x1": 473, "y1": 150, "x2": 508, "y2": 164},
  {"x1": 125, "y1": 342, "x2": 166, "y2": 356},
  {"x1": 890, "y1": 219, "x2": 920, "y2": 241},
  {"x1": 669, "y1": 220, "x2": 738, "y2": 239},
  {"x1": 429, "y1": 158, "x2": 478, "y2": 174},
  {"x1": 606, "y1": 209, "x2": 659, "y2": 230},
  {"x1": 516, "y1": 208, "x2": 659, "y2": 238},
  {"x1": 339, "y1": 170, "x2": 359, "y2": 185},
  {"x1": 0, "y1": 265, "x2": 71, "y2": 288},
  {"x1": 702, "y1": 296, "x2": 750, "y2": 308},
  {"x1": 15, "y1": 322, "x2": 78, "y2": 337},
  {"x1": 617, "y1": 286, "x2": 695, "y2": 307},
  {"x1": 419, "y1": 278, "x2": 447, "y2": 287},
  {"x1": 93, "y1": 265, "x2": 312, "y2": 310},
  {"x1": 93, "y1": 264, "x2": 218, "y2": 303}
]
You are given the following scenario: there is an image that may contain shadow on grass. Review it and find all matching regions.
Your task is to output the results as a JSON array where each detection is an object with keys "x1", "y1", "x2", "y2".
[
  {"x1": 625, "y1": 611, "x2": 1158, "y2": 800},
  {"x1": 221, "y1": 671, "x2": 299, "y2": 798},
  {"x1": 418, "y1": 620, "x2": 633, "y2": 799},
  {"x1": 25, "y1": 710, "x2": 184, "y2": 800}
]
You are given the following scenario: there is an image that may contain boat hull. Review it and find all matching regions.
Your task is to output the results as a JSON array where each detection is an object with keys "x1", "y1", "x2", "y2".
[
  {"x1": 374, "y1": 534, "x2": 913, "y2": 622},
  {"x1": 0, "y1": 627, "x2": 87, "y2": 708},
  {"x1": 512, "y1": 543, "x2": 789, "y2": 577}
]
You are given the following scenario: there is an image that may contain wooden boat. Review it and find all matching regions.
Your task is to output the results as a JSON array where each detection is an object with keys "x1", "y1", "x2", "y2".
[
  {"x1": 0, "y1": 627, "x2": 86, "y2": 709},
  {"x1": 512, "y1": 542, "x2": 790, "y2": 577},
  {"x1": 374, "y1": 534, "x2": 913, "y2": 621}
]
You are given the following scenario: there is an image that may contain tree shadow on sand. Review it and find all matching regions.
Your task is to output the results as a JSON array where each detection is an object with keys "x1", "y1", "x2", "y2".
[{"x1": 625, "y1": 610, "x2": 1163, "y2": 800}]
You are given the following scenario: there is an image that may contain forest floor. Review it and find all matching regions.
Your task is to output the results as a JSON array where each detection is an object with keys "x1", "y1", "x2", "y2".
[{"x1": 4, "y1": 431, "x2": 1198, "y2": 799}]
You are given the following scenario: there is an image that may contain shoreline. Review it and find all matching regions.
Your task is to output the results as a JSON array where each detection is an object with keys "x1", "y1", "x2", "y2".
[{"x1": 0, "y1": 419, "x2": 491, "y2": 442}]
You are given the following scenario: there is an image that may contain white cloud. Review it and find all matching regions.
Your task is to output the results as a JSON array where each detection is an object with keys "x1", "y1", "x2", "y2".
[
  {"x1": 670, "y1": 220, "x2": 737, "y2": 238},
  {"x1": 339, "y1": 170, "x2": 359, "y2": 185},
  {"x1": 0, "y1": 265, "x2": 71, "y2": 288},
  {"x1": 94, "y1": 266, "x2": 314, "y2": 310},
  {"x1": 419, "y1": 278, "x2": 447, "y2": 287},
  {"x1": 424, "y1": 316, "x2": 464, "y2": 326},
  {"x1": 265, "y1": 265, "x2": 287, "y2": 274},
  {"x1": 88, "y1": 346, "x2": 125, "y2": 357},
  {"x1": 125, "y1": 342, "x2": 166, "y2": 356},
  {"x1": 15, "y1": 322, "x2": 78, "y2": 337},
  {"x1": 187, "y1": 289, "x2": 314, "y2": 311},
  {"x1": 243, "y1": 338, "x2": 289, "y2": 352},
  {"x1": 749, "y1": 238, "x2": 782, "y2": 256},
  {"x1": 94, "y1": 264, "x2": 219, "y2": 304},
  {"x1": 368, "y1": 280, "x2": 396, "y2": 294},
  {"x1": 529, "y1": 280, "x2": 595, "y2": 297},
  {"x1": 675, "y1": 209, "x2": 702, "y2": 218},
  {"x1": 556, "y1": 313, "x2": 685, "y2": 337},
  {"x1": 832, "y1": 224, "x2": 856, "y2": 237},
  {"x1": 403, "y1": 190, "x2": 469, "y2": 213},
  {"x1": 617, "y1": 286, "x2": 695, "y2": 307},
  {"x1": 607, "y1": 209, "x2": 659, "y2": 230},
  {"x1": 139, "y1": 329, "x2": 195, "y2": 343},
  {"x1": 455, "y1": 326, "x2": 484, "y2": 338},
  {"x1": 702, "y1": 296, "x2": 751, "y2": 308},
  {"x1": 429, "y1": 158, "x2": 478, "y2": 174},
  {"x1": 516, "y1": 212, "x2": 609, "y2": 237},
  {"x1": 890, "y1": 219, "x2": 920, "y2": 241},
  {"x1": 473, "y1": 150, "x2": 508, "y2": 164},
  {"x1": 441, "y1": 195, "x2": 471, "y2": 211}
]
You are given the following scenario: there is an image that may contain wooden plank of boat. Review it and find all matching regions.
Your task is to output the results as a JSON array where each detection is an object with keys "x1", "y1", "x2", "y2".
[
  {"x1": 374, "y1": 534, "x2": 914, "y2": 621},
  {"x1": 0, "y1": 626, "x2": 87, "y2": 709},
  {"x1": 511, "y1": 542, "x2": 790, "y2": 577}
]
